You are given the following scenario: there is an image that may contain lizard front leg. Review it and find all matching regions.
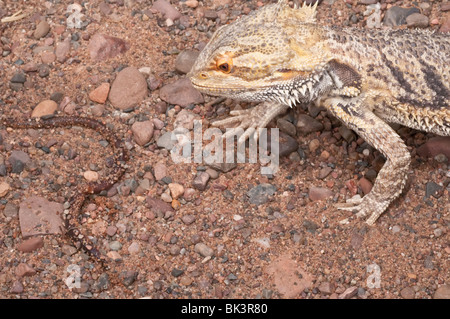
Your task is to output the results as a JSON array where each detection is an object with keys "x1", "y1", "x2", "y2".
[
  {"x1": 323, "y1": 96, "x2": 411, "y2": 225},
  {"x1": 212, "y1": 101, "x2": 289, "y2": 144}
]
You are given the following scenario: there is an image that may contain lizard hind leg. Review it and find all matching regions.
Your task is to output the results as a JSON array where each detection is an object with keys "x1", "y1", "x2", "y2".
[{"x1": 324, "y1": 97, "x2": 411, "y2": 225}]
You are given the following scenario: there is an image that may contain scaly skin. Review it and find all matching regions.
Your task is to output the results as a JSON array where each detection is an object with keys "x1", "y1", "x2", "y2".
[{"x1": 188, "y1": 0, "x2": 450, "y2": 225}]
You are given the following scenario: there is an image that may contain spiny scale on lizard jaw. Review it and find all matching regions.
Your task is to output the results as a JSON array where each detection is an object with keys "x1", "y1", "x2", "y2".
[
  {"x1": 189, "y1": 0, "x2": 449, "y2": 224},
  {"x1": 1, "y1": 116, "x2": 128, "y2": 267}
]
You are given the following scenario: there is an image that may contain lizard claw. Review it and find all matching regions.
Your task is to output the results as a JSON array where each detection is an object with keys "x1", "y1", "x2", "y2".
[
  {"x1": 334, "y1": 195, "x2": 363, "y2": 210},
  {"x1": 211, "y1": 102, "x2": 289, "y2": 145},
  {"x1": 212, "y1": 108, "x2": 263, "y2": 145},
  {"x1": 336, "y1": 194, "x2": 391, "y2": 225}
]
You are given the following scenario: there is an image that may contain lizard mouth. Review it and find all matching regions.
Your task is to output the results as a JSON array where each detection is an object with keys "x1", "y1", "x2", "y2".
[{"x1": 190, "y1": 79, "x2": 249, "y2": 94}]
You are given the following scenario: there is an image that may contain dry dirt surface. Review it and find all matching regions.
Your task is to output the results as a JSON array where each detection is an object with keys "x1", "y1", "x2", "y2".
[{"x1": 0, "y1": 0, "x2": 449, "y2": 299}]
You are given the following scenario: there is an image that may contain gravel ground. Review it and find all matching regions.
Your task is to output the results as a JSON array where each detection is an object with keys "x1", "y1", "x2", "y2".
[{"x1": 0, "y1": 0, "x2": 449, "y2": 299}]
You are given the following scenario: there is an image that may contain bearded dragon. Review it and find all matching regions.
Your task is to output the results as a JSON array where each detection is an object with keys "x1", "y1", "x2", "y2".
[{"x1": 188, "y1": 0, "x2": 450, "y2": 225}]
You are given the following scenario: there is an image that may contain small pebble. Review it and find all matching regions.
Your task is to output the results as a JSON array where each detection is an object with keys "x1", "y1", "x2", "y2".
[
  {"x1": 392, "y1": 225, "x2": 401, "y2": 234},
  {"x1": 127, "y1": 242, "x2": 140, "y2": 254},
  {"x1": 194, "y1": 243, "x2": 214, "y2": 257},
  {"x1": 168, "y1": 183, "x2": 184, "y2": 199},
  {"x1": 308, "y1": 187, "x2": 333, "y2": 201},
  {"x1": 131, "y1": 120, "x2": 154, "y2": 146},
  {"x1": 15, "y1": 263, "x2": 37, "y2": 277},
  {"x1": 400, "y1": 287, "x2": 415, "y2": 299},
  {"x1": 181, "y1": 214, "x2": 196, "y2": 225},
  {"x1": 434, "y1": 284, "x2": 450, "y2": 299},
  {"x1": 106, "y1": 225, "x2": 117, "y2": 236},
  {"x1": 107, "y1": 251, "x2": 122, "y2": 261},
  {"x1": 171, "y1": 268, "x2": 184, "y2": 277},
  {"x1": 34, "y1": 20, "x2": 50, "y2": 39},
  {"x1": 309, "y1": 139, "x2": 320, "y2": 153},
  {"x1": 175, "y1": 49, "x2": 199, "y2": 74},
  {"x1": 10, "y1": 281, "x2": 24, "y2": 294},
  {"x1": 247, "y1": 183, "x2": 277, "y2": 205},
  {"x1": 0, "y1": 182, "x2": 10, "y2": 197},
  {"x1": 109, "y1": 241, "x2": 122, "y2": 251},
  {"x1": 192, "y1": 172, "x2": 210, "y2": 191},
  {"x1": 61, "y1": 244, "x2": 77, "y2": 256},
  {"x1": 16, "y1": 237, "x2": 44, "y2": 252},
  {"x1": 83, "y1": 170, "x2": 99, "y2": 182},
  {"x1": 153, "y1": 162, "x2": 167, "y2": 181},
  {"x1": 89, "y1": 82, "x2": 110, "y2": 104},
  {"x1": 10, "y1": 72, "x2": 26, "y2": 83},
  {"x1": 31, "y1": 100, "x2": 58, "y2": 118},
  {"x1": 185, "y1": 0, "x2": 199, "y2": 8}
]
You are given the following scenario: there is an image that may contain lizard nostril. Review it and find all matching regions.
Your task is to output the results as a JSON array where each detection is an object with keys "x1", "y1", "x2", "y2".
[{"x1": 200, "y1": 72, "x2": 208, "y2": 79}]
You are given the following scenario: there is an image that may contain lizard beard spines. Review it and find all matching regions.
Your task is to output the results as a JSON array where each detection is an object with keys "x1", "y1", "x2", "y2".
[{"x1": 265, "y1": 70, "x2": 335, "y2": 107}]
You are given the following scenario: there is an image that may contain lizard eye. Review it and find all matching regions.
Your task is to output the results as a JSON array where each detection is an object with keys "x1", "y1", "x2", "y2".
[{"x1": 216, "y1": 57, "x2": 233, "y2": 73}]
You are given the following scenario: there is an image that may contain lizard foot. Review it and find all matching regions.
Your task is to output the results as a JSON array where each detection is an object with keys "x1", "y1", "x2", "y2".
[
  {"x1": 211, "y1": 102, "x2": 289, "y2": 145},
  {"x1": 212, "y1": 108, "x2": 259, "y2": 145},
  {"x1": 336, "y1": 195, "x2": 390, "y2": 225}
]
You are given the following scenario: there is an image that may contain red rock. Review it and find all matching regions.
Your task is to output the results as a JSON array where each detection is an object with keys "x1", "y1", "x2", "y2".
[
  {"x1": 31, "y1": 100, "x2": 58, "y2": 118},
  {"x1": 88, "y1": 33, "x2": 129, "y2": 61},
  {"x1": 99, "y1": 1, "x2": 112, "y2": 15},
  {"x1": 152, "y1": 0, "x2": 182, "y2": 21},
  {"x1": 131, "y1": 120, "x2": 154, "y2": 146},
  {"x1": 440, "y1": 14, "x2": 450, "y2": 33},
  {"x1": 41, "y1": 51, "x2": 56, "y2": 64},
  {"x1": 106, "y1": 225, "x2": 117, "y2": 236},
  {"x1": 308, "y1": 187, "x2": 333, "y2": 201},
  {"x1": 34, "y1": 20, "x2": 50, "y2": 39},
  {"x1": 0, "y1": 182, "x2": 10, "y2": 197},
  {"x1": 89, "y1": 82, "x2": 110, "y2": 104},
  {"x1": 16, "y1": 237, "x2": 44, "y2": 252},
  {"x1": 109, "y1": 67, "x2": 148, "y2": 110},
  {"x1": 153, "y1": 162, "x2": 167, "y2": 181},
  {"x1": 10, "y1": 281, "x2": 24, "y2": 294},
  {"x1": 146, "y1": 196, "x2": 174, "y2": 214},
  {"x1": 338, "y1": 286, "x2": 358, "y2": 299},
  {"x1": 265, "y1": 254, "x2": 313, "y2": 298},
  {"x1": 55, "y1": 38, "x2": 71, "y2": 63},
  {"x1": 9, "y1": 150, "x2": 31, "y2": 165},
  {"x1": 54, "y1": 25, "x2": 65, "y2": 35},
  {"x1": 192, "y1": 172, "x2": 210, "y2": 191},
  {"x1": 434, "y1": 284, "x2": 450, "y2": 299},
  {"x1": 345, "y1": 179, "x2": 358, "y2": 195},
  {"x1": 15, "y1": 263, "x2": 37, "y2": 277},
  {"x1": 159, "y1": 78, "x2": 204, "y2": 107},
  {"x1": 318, "y1": 281, "x2": 335, "y2": 295},
  {"x1": 175, "y1": 49, "x2": 200, "y2": 74},
  {"x1": 358, "y1": 177, "x2": 373, "y2": 195},
  {"x1": 23, "y1": 62, "x2": 38, "y2": 72},
  {"x1": 417, "y1": 136, "x2": 450, "y2": 159},
  {"x1": 19, "y1": 196, "x2": 64, "y2": 237},
  {"x1": 147, "y1": 75, "x2": 163, "y2": 91},
  {"x1": 400, "y1": 287, "x2": 415, "y2": 299},
  {"x1": 296, "y1": 114, "x2": 324, "y2": 134},
  {"x1": 350, "y1": 231, "x2": 364, "y2": 250}
]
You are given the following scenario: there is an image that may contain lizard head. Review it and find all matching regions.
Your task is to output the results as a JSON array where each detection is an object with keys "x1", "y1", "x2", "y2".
[{"x1": 188, "y1": 0, "x2": 328, "y2": 106}]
